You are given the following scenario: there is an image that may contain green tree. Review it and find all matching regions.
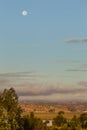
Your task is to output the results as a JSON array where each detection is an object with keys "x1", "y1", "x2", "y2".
[
  {"x1": 69, "y1": 115, "x2": 81, "y2": 130},
  {"x1": 23, "y1": 115, "x2": 30, "y2": 130},
  {"x1": 79, "y1": 113, "x2": 87, "y2": 129},
  {"x1": 1, "y1": 88, "x2": 23, "y2": 130},
  {"x1": 23, "y1": 112, "x2": 44, "y2": 130},
  {"x1": 53, "y1": 111, "x2": 67, "y2": 127}
]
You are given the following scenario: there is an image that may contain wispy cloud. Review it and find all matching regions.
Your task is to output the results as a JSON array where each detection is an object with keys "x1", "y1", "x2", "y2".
[
  {"x1": 65, "y1": 37, "x2": 87, "y2": 43},
  {"x1": 0, "y1": 71, "x2": 34, "y2": 78},
  {"x1": 66, "y1": 63, "x2": 87, "y2": 72},
  {"x1": 16, "y1": 84, "x2": 87, "y2": 96},
  {"x1": 0, "y1": 71, "x2": 47, "y2": 92},
  {"x1": 0, "y1": 79, "x2": 10, "y2": 84},
  {"x1": 1, "y1": 78, "x2": 87, "y2": 101},
  {"x1": 1, "y1": 71, "x2": 87, "y2": 101},
  {"x1": 66, "y1": 69, "x2": 87, "y2": 72},
  {"x1": 78, "y1": 81, "x2": 87, "y2": 87},
  {"x1": 51, "y1": 59, "x2": 81, "y2": 64},
  {"x1": 17, "y1": 82, "x2": 87, "y2": 101},
  {"x1": 0, "y1": 71, "x2": 46, "y2": 78}
]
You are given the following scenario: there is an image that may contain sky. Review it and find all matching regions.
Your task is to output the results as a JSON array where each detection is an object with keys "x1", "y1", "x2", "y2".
[{"x1": 0, "y1": 0, "x2": 87, "y2": 102}]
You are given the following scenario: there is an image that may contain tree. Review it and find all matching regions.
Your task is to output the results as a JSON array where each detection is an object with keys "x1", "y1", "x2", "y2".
[
  {"x1": 69, "y1": 115, "x2": 81, "y2": 130},
  {"x1": 58, "y1": 111, "x2": 64, "y2": 115},
  {"x1": 79, "y1": 113, "x2": 87, "y2": 128},
  {"x1": 2, "y1": 88, "x2": 18, "y2": 112},
  {"x1": 53, "y1": 111, "x2": 67, "y2": 127},
  {"x1": 23, "y1": 112, "x2": 44, "y2": 130},
  {"x1": 1, "y1": 88, "x2": 23, "y2": 130}
]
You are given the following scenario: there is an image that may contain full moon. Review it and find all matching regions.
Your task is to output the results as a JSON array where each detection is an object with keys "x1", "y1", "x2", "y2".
[{"x1": 22, "y1": 10, "x2": 28, "y2": 16}]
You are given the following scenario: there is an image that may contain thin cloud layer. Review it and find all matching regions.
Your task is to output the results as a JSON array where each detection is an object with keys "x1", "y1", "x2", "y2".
[
  {"x1": 16, "y1": 84, "x2": 87, "y2": 96},
  {"x1": 52, "y1": 59, "x2": 81, "y2": 64},
  {"x1": 0, "y1": 71, "x2": 46, "y2": 78},
  {"x1": 65, "y1": 37, "x2": 87, "y2": 43},
  {"x1": 0, "y1": 71, "x2": 47, "y2": 92},
  {"x1": 1, "y1": 71, "x2": 87, "y2": 101},
  {"x1": 78, "y1": 81, "x2": 87, "y2": 87},
  {"x1": 16, "y1": 83, "x2": 87, "y2": 102},
  {"x1": 1, "y1": 77, "x2": 87, "y2": 101},
  {"x1": 66, "y1": 64, "x2": 87, "y2": 72},
  {"x1": 0, "y1": 71, "x2": 33, "y2": 78},
  {"x1": 66, "y1": 69, "x2": 87, "y2": 72}
]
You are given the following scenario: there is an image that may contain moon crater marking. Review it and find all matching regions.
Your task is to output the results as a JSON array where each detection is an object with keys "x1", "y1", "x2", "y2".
[{"x1": 22, "y1": 10, "x2": 28, "y2": 16}]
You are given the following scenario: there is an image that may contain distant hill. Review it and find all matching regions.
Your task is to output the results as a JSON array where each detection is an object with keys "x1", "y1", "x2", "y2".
[{"x1": 19, "y1": 101, "x2": 87, "y2": 113}]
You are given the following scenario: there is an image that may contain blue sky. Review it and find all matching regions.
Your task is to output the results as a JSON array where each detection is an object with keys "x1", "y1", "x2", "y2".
[{"x1": 0, "y1": 0, "x2": 87, "y2": 101}]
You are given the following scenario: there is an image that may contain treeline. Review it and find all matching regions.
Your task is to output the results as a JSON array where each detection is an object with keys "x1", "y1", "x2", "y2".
[
  {"x1": 53, "y1": 111, "x2": 87, "y2": 130},
  {"x1": 0, "y1": 88, "x2": 87, "y2": 130}
]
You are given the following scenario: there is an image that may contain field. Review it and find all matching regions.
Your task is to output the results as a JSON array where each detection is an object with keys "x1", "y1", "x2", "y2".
[
  {"x1": 20, "y1": 101, "x2": 87, "y2": 120},
  {"x1": 35, "y1": 112, "x2": 82, "y2": 120}
]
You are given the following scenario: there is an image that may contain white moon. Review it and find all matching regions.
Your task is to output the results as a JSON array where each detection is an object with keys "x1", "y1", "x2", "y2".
[{"x1": 22, "y1": 10, "x2": 28, "y2": 16}]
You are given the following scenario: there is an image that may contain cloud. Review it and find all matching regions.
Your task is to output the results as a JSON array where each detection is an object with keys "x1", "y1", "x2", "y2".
[
  {"x1": 66, "y1": 69, "x2": 87, "y2": 72},
  {"x1": 0, "y1": 79, "x2": 10, "y2": 84},
  {"x1": 19, "y1": 92, "x2": 87, "y2": 102},
  {"x1": 0, "y1": 71, "x2": 45, "y2": 78},
  {"x1": 16, "y1": 84, "x2": 87, "y2": 97},
  {"x1": 78, "y1": 81, "x2": 87, "y2": 87},
  {"x1": 0, "y1": 71, "x2": 32, "y2": 78},
  {"x1": 0, "y1": 71, "x2": 47, "y2": 92},
  {"x1": 65, "y1": 37, "x2": 87, "y2": 43},
  {"x1": 52, "y1": 59, "x2": 81, "y2": 64},
  {"x1": 16, "y1": 83, "x2": 87, "y2": 102},
  {"x1": 1, "y1": 78, "x2": 87, "y2": 101},
  {"x1": 66, "y1": 63, "x2": 87, "y2": 72},
  {"x1": 1, "y1": 71, "x2": 87, "y2": 102}
]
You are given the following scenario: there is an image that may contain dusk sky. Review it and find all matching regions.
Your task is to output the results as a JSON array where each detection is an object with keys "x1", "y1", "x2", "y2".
[{"x1": 0, "y1": 0, "x2": 87, "y2": 101}]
